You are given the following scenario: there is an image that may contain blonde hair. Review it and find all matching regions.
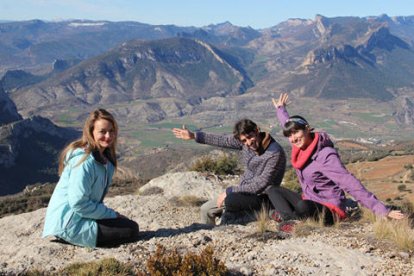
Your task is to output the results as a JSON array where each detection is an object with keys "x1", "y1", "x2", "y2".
[{"x1": 58, "y1": 109, "x2": 118, "y2": 175}]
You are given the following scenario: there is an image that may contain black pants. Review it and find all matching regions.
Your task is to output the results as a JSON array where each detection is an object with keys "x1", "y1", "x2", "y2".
[
  {"x1": 266, "y1": 186, "x2": 335, "y2": 225},
  {"x1": 224, "y1": 192, "x2": 271, "y2": 213},
  {"x1": 96, "y1": 217, "x2": 139, "y2": 247}
]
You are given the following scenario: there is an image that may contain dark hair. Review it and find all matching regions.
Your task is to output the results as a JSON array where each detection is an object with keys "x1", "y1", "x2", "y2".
[
  {"x1": 282, "y1": 115, "x2": 311, "y2": 137},
  {"x1": 233, "y1": 119, "x2": 258, "y2": 140}
]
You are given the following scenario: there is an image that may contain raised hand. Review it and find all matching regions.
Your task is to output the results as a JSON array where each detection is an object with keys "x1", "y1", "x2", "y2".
[
  {"x1": 387, "y1": 210, "x2": 405, "y2": 220},
  {"x1": 272, "y1": 93, "x2": 289, "y2": 109},
  {"x1": 172, "y1": 125, "x2": 195, "y2": 140}
]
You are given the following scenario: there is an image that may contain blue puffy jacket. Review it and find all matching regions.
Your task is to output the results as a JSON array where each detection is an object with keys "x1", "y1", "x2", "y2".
[{"x1": 42, "y1": 148, "x2": 117, "y2": 247}]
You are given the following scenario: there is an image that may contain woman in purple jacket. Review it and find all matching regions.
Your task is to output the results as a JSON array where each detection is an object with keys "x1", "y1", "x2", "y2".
[{"x1": 269, "y1": 93, "x2": 404, "y2": 227}]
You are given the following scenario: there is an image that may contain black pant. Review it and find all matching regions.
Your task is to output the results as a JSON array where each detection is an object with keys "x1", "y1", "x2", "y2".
[
  {"x1": 266, "y1": 186, "x2": 335, "y2": 225},
  {"x1": 224, "y1": 192, "x2": 271, "y2": 213},
  {"x1": 96, "y1": 217, "x2": 139, "y2": 247}
]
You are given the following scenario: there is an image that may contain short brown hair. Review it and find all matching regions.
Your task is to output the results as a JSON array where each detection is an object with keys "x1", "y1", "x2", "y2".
[{"x1": 233, "y1": 119, "x2": 258, "y2": 140}]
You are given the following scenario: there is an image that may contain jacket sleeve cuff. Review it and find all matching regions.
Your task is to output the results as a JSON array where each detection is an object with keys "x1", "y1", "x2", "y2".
[{"x1": 194, "y1": 131, "x2": 205, "y2": 143}]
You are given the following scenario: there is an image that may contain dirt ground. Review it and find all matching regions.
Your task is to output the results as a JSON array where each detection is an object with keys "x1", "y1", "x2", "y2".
[{"x1": 346, "y1": 155, "x2": 414, "y2": 204}]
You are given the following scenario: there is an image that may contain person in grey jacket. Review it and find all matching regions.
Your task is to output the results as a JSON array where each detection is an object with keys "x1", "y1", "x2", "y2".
[{"x1": 173, "y1": 119, "x2": 286, "y2": 225}]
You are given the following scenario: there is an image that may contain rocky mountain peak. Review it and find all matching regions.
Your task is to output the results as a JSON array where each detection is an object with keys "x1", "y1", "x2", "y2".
[
  {"x1": 301, "y1": 44, "x2": 360, "y2": 66},
  {"x1": 314, "y1": 14, "x2": 330, "y2": 36},
  {"x1": 395, "y1": 97, "x2": 414, "y2": 125},
  {"x1": 362, "y1": 26, "x2": 410, "y2": 52}
]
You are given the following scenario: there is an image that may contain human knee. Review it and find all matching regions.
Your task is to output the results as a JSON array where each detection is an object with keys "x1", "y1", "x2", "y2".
[{"x1": 295, "y1": 200, "x2": 313, "y2": 217}]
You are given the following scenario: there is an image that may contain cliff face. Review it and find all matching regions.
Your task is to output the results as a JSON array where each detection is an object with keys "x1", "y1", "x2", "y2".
[
  {"x1": 395, "y1": 97, "x2": 414, "y2": 125},
  {"x1": 0, "y1": 86, "x2": 22, "y2": 126},
  {"x1": 0, "y1": 116, "x2": 79, "y2": 195}
]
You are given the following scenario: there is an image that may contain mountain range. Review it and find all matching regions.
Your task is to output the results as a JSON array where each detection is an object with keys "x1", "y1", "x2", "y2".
[
  {"x1": 2, "y1": 15, "x2": 414, "y2": 120},
  {"x1": 1, "y1": 14, "x2": 414, "y2": 195}
]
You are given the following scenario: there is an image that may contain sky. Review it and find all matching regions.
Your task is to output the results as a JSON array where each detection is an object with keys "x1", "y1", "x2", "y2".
[{"x1": 0, "y1": 0, "x2": 413, "y2": 29}]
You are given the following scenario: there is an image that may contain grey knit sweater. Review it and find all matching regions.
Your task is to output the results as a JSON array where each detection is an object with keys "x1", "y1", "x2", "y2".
[{"x1": 195, "y1": 131, "x2": 286, "y2": 194}]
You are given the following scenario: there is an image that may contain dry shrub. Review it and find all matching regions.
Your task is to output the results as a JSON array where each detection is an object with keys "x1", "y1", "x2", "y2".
[
  {"x1": 293, "y1": 218, "x2": 321, "y2": 237},
  {"x1": 281, "y1": 168, "x2": 301, "y2": 193},
  {"x1": 170, "y1": 195, "x2": 206, "y2": 207},
  {"x1": 293, "y1": 208, "x2": 342, "y2": 237},
  {"x1": 146, "y1": 244, "x2": 227, "y2": 276},
  {"x1": 138, "y1": 186, "x2": 164, "y2": 196},
  {"x1": 25, "y1": 258, "x2": 135, "y2": 276},
  {"x1": 360, "y1": 207, "x2": 377, "y2": 223},
  {"x1": 373, "y1": 218, "x2": 414, "y2": 252},
  {"x1": 254, "y1": 205, "x2": 271, "y2": 235},
  {"x1": 190, "y1": 153, "x2": 239, "y2": 175}
]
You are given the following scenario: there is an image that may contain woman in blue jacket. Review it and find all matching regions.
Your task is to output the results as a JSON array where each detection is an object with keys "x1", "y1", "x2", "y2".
[{"x1": 43, "y1": 109, "x2": 139, "y2": 248}]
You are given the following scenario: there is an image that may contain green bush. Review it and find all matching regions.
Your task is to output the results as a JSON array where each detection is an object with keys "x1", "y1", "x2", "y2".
[
  {"x1": 146, "y1": 245, "x2": 227, "y2": 276},
  {"x1": 282, "y1": 168, "x2": 301, "y2": 193},
  {"x1": 190, "y1": 153, "x2": 240, "y2": 175}
]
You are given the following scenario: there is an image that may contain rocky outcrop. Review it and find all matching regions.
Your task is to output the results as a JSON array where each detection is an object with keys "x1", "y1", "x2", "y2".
[
  {"x1": 139, "y1": 171, "x2": 228, "y2": 201},
  {"x1": 359, "y1": 26, "x2": 410, "y2": 52},
  {"x1": 0, "y1": 172, "x2": 412, "y2": 275},
  {"x1": 395, "y1": 97, "x2": 414, "y2": 125},
  {"x1": 302, "y1": 44, "x2": 364, "y2": 66}
]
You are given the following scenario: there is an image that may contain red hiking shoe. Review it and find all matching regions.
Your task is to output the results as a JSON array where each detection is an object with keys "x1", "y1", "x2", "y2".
[
  {"x1": 278, "y1": 220, "x2": 298, "y2": 234},
  {"x1": 269, "y1": 210, "x2": 284, "y2": 223}
]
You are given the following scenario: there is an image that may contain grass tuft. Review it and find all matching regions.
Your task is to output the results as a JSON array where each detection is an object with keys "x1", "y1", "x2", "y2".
[
  {"x1": 373, "y1": 218, "x2": 414, "y2": 252},
  {"x1": 170, "y1": 195, "x2": 206, "y2": 207},
  {"x1": 254, "y1": 205, "x2": 271, "y2": 236}
]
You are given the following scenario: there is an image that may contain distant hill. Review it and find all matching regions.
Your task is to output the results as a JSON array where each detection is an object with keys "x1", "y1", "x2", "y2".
[
  {"x1": 247, "y1": 15, "x2": 414, "y2": 101},
  {"x1": 0, "y1": 116, "x2": 79, "y2": 195},
  {"x1": 0, "y1": 20, "x2": 258, "y2": 74},
  {"x1": 10, "y1": 37, "x2": 253, "y2": 120},
  {"x1": 1, "y1": 70, "x2": 46, "y2": 92}
]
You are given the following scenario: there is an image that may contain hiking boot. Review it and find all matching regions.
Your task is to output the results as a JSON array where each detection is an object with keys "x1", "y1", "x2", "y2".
[
  {"x1": 269, "y1": 210, "x2": 284, "y2": 223},
  {"x1": 278, "y1": 220, "x2": 298, "y2": 234}
]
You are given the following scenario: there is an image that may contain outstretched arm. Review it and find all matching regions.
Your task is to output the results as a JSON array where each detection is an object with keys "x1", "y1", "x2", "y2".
[
  {"x1": 173, "y1": 125, "x2": 242, "y2": 150},
  {"x1": 320, "y1": 150, "x2": 405, "y2": 219},
  {"x1": 272, "y1": 93, "x2": 291, "y2": 128}
]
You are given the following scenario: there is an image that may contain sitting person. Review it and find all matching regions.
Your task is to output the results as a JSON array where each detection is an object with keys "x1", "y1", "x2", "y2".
[
  {"x1": 172, "y1": 119, "x2": 286, "y2": 225},
  {"x1": 269, "y1": 93, "x2": 404, "y2": 228},
  {"x1": 43, "y1": 109, "x2": 139, "y2": 247}
]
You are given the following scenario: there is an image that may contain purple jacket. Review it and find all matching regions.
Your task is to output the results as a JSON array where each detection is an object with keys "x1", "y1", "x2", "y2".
[{"x1": 276, "y1": 106, "x2": 389, "y2": 216}]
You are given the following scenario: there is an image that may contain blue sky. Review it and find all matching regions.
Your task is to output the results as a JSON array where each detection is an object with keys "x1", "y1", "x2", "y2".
[{"x1": 1, "y1": 0, "x2": 413, "y2": 28}]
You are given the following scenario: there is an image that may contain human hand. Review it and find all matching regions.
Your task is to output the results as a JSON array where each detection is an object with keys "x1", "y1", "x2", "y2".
[
  {"x1": 272, "y1": 93, "x2": 290, "y2": 109},
  {"x1": 387, "y1": 210, "x2": 405, "y2": 220},
  {"x1": 216, "y1": 192, "x2": 227, "y2": 208},
  {"x1": 172, "y1": 125, "x2": 195, "y2": 140}
]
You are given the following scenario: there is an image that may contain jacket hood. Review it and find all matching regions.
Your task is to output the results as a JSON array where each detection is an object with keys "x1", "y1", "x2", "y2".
[
  {"x1": 66, "y1": 148, "x2": 87, "y2": 160},
  {"x1": 314, "y1": 132, "x2": 334, "y2": 155}
]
